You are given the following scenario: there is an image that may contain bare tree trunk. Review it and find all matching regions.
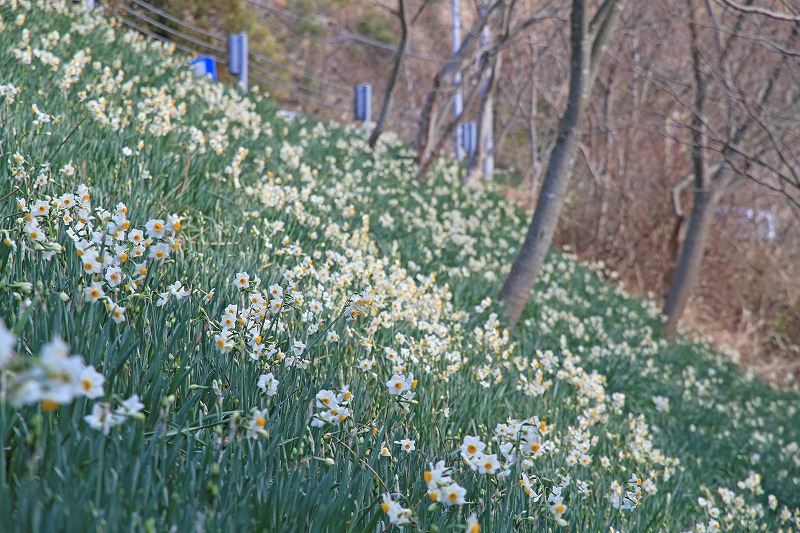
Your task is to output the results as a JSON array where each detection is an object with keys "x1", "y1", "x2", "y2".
[
  {"x1": 464, "y1": 45, "x2": 502, "y2": 185},
  {"x1": 464, "y1": 2, "x2": 509, "y2": 185},
  {"x1": 498, "y1": 0, "x2": 590, "y2": 326},
  {"x1": 414, "y1": 71, "x2": 484, "y2": 182},
  {"x1": 662, "y1": 171, "x2": 728, "y2": 336},
  {"x1": 499, "y1": 0, "x2": 624, "y2": 327},
  {"x1": 369, "y1": 0, "x2": 409, "y2": 148},
  {"x1": 463, "y1": 2, "x2": 511, "y2": 185},
  {"x1": 413, "y1": 1, "x2": 502, "y2": 167}
]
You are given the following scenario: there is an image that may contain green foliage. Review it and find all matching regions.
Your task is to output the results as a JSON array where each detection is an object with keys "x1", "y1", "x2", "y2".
[{"x1": 356, "y1": 9, "x2": 396, "y2": 45}]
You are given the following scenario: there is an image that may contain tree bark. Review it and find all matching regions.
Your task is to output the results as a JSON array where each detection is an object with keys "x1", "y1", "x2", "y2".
[
  {"x1": 464, "y1": 3, "x2": 508, "y2": 186},
  {"x1": 498, "y1": 0, "x2": 591, "y2": 327},
  {"x1": 368, "y1": 0, "x2": 409, "y2": 148},
  {"x1": 662, "y1": 173, "x2": 725, "y2": 337},
  {"x1": 413, "y1": 1, "x2": 502, "y2": 166}
]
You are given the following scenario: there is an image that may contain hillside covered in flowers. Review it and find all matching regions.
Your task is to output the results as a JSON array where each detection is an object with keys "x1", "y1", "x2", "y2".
[{"x1": 0, "y1": 1, "x2": 799, "y2": 531}]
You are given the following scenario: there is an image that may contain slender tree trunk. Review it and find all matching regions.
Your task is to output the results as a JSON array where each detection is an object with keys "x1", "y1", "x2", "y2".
[
  {"x1": 662, "y1": 0, "x2": 714, "y2": 338},
  {"x1": 413, "y1": 2, "x2": 502, "y2": 167},
  {"x1": 464, "y1": 49, "x2": 501, "y2": 185},
  {"x1": 499, "y1": 0, "x2": 590, "y2": 326},
  {"x1": 464, "y1": 1, "x2": 508, "y2": 185},
  {"x1": 369, "y1": 0, "x2": 409, "y2": 148},
  {"x1": 662, "y1": 181, "x2": 722, "y2": 337}
]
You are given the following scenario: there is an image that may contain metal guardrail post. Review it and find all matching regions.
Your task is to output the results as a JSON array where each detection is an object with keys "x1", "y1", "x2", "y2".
[
  {"x1": 228, "y1": 33, "x2": 249, "y2": 93},
  {"x1": 460, "y1": 121, "x2": 477, "y2": 159},
  {"x1": 354, "y1": 83, "x2": 372, "y2": 126}
]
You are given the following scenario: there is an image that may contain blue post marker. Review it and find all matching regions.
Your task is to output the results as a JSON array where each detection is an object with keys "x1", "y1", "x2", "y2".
[
  {"x1": 228, "y1": 33, "x2": 248, "y2": 92},
  {"x1": 228, "y1": 34, "x2": 242, "y2": 75},
  {"x1": 461, "y1": 121, "x2": 477, "y2": 159},
  {"x1": 354, "y1": 83, "x2": 372, "y2": 123},
  {"x1": 189, "y1": 56, "x2": 218, "y2": 81}
]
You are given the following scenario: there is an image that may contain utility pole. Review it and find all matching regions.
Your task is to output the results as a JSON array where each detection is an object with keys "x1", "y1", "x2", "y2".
[{"x1": 452, "y1": 0, "x2": 463, "y2": 160}]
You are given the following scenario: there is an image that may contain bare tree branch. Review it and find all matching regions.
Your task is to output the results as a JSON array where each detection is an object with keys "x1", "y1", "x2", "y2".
[{"x1": 715, "y1": 0, "x2": 800, "y2": 22}]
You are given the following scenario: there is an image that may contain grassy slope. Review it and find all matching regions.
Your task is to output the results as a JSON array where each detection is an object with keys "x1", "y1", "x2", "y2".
[{"x1": 0, "y1": 2, "x2": 798, "y2": 532}]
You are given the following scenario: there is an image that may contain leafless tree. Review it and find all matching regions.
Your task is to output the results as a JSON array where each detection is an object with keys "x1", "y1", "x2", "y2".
[
  {"x1": 660, "y1": 0, "x2": 800, "y2": 336},
  {"x1": 368, "y1": 1, "x2": 433, "y2": 148},
  {"x1": 499, "y1": 0, "x2": 626, "y2": 327}
]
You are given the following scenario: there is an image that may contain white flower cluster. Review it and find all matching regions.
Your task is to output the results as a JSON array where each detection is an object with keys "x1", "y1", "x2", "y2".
[
  {"x1": 423, "y1": 460, "x2": 467, "y2": 506},
  {"x1": 4, "y1": 335, "x2": 104, "y2": 409},
  {"x1": 84, "y1": 395, "x2": 145, "y2": 435},
  {"x1": 310, "y1": 386, "x2": 353, "y2": 428},
  {"x1": 380, "y1": 493, "x2": 413, "y2": 527}
]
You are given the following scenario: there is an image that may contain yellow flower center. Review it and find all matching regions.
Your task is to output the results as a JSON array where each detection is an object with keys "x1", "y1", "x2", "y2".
[
  {"x1": 428, "y1": 492, "x2": 438, "y2": 501},
  {"x1": 90, "y1": 289, "x2": 100, "y2": 298},
  {"x1": 153, "y1": 222, "x2": 163, "y2": 232},
  {"x1": 82, "y1": 379, "x2": 92, "y2": 391},
  {"x1": 380, "y1": 503, "x2": 389, "y2": 513},
  {"x1": 467, "y1": 444, "x2": 477, "y2": 454},
  {"x1": 530, "y1": 443, "x2": 540, "y2": 453},
  {"x1": 556, "y1": 504, "x2": 565, "y2": 514},
  {"x1": 470, "y1": 525, "x2": 480, "y2": 533},
  {"x1": 321, "y1": 397, "x2": 330, "y2": 406},
  {"x1": 40, "y1": 399, "x2": 60, "y2": 411},
  {"x1": 448, "y1": 492, "x2": 458, "y2": 502},
  {"x1": 255, "y1": 417, "x2": 266, "y2": 428},
  {"x1": 484, "y1": 462, "x2": 493, "y2": 471},
  {"x1": 394, "y1": 382, "x2": 403, "y2": 390}
]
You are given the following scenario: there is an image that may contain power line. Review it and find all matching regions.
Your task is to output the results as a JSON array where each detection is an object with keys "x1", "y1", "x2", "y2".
[
  {"x1": 118, "y1": 15, "x2": 200, "y2": 56},
  {"x1": 242, "y1": 0, "x2": 441, "y2": 63},
  {"x1": 128, "y1": 0, "x2": 226, "y2": 42},
  {"x1": 248, "y1": 60, "x2": 349, "y2": 103},
  {"x1": 248, "y1": 48, "x2": 352, "y2": 94},
  {"x1": 122, "y1": 5, "x2": 225, "y2": 54}
]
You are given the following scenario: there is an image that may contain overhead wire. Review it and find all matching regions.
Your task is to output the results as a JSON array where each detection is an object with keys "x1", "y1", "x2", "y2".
[
  {"x1": 121, "y1": 5, "x2": 225, "y2": 55},
  {"x1": 129, "y1": 0, "x2": 226, "y2": 42},
  {"x1": 248, "y1": 59, "x2": 350, "y2": 103},
  {"x1": 118, "y1": 15, "x2": 200, "y2": 56}
]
